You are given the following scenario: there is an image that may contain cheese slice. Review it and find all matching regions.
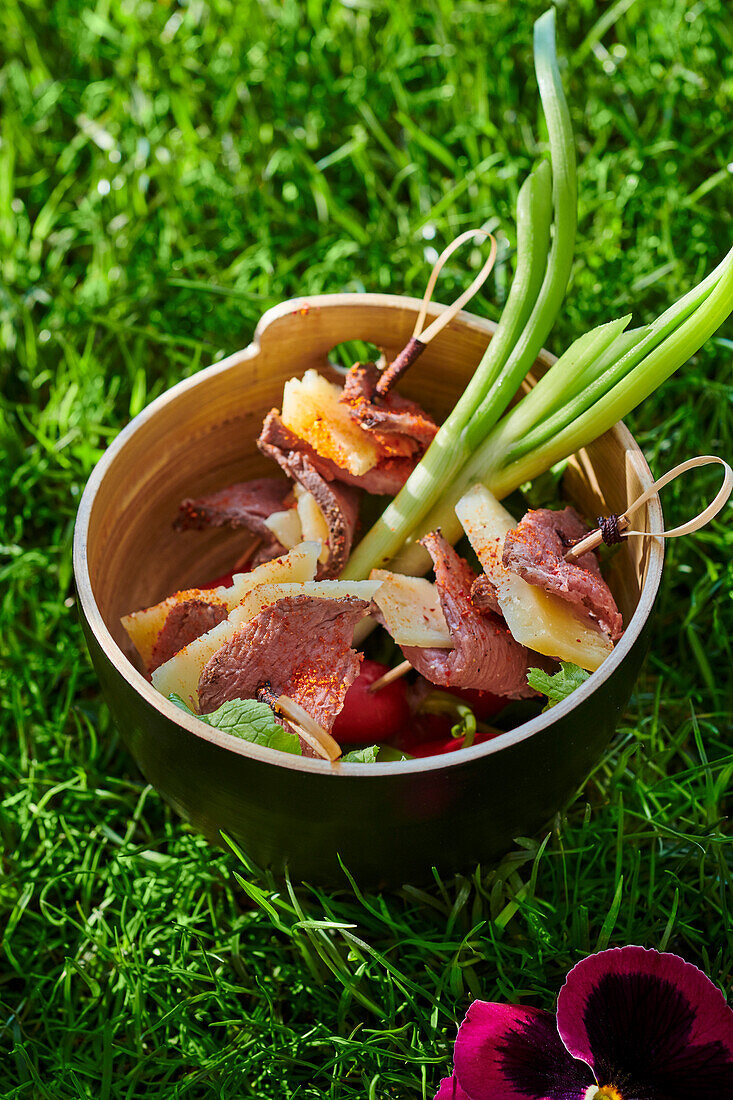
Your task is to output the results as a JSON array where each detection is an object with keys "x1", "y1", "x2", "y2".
[
  {"x1": 263, "y1": 507, "x2": 303, "y2": 551},
  {"x1": 152, "y1": 577, "x2": 382, "y2": 710},
  {"x1": 236, "y1": 578, "x2": 381, "y2": 623},
  {"x1": 281, "y1": 369, "x2": 379, "y2": 475},
  {"x1": 121, "y1": 589, "x2": 226, "y2": 671},
  {"x1": 264, "y1": 489, "x2": 331, "y2": 564},
  {"x1": 123, "y1": 541, "x2": 320, "y2": 670},
  {"x1": 370, "y1": 569, "x2": 453, "y2": 648},
  {"x1": 295, "y1": 486, "x2": 330, "y2": 564},
  {"x1": 455, "y1": 484, "x2": 613, "y2": 671}
]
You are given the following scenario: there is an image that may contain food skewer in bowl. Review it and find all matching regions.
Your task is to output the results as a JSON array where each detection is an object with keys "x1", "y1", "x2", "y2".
[
  {"x1": 370, "y1": 229, "x2": 498, "y2": 399},
  {"x1": 367, "y1": 458, "x2": 732, "y2": 695}
]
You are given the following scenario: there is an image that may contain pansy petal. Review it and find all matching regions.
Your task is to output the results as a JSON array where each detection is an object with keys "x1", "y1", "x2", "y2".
[
  {"x1": 556, "y1": 946, "x2": 733, "y2": 1099},
  {"x1": 433, "y1": 1074, "x2": 471, "y2": 1100},
  {"x1": 453, "y1": 1000, "x2": 593, "y2": 1100}
]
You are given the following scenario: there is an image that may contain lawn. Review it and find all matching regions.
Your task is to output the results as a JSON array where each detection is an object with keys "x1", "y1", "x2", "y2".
[{"x1": 1, "y1": 0, "x2": 732, "y2": 1096}]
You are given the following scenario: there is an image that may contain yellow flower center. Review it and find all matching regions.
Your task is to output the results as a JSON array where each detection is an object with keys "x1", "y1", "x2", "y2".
[{"x1": 584, "y1": 1087, "x2": 624, "y2": 1100}]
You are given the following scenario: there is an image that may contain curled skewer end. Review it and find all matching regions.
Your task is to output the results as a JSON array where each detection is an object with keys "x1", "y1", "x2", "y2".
[
  {"x1": 564, "y1": 454, "x2": 732, "y2": 563},
  {"x1": 373, "y1": 229, "x2": 498, "y2": 400},
  {"x1": 256, "y1": 682, "x2": 342, "y2": 761}
]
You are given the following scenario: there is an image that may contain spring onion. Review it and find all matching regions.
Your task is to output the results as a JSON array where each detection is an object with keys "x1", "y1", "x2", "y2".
[
  {"x1": 342, "y1": 9, "x2": 733, "y2": 580},
  {"x1": 342, "y1": 9, "x2": 572, "y2": 579}
]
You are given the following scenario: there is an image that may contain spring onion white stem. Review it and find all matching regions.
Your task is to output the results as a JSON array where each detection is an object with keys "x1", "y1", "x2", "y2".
[{"x1": 341, "y1": 10, "x2": 571, "y2": 580}]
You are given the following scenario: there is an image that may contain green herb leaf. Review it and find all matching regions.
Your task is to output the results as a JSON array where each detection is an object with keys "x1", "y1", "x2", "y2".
[
  {"x1": 374, "y1": 745, "x2": 411, "y2": 762},
  {"x1": 204, "y1": 698, "x2": 303, "y2": 754},
  {"x1": 527, "y1": 662, "x2": 590, "y2": 709},
  {"x1": 169, "y1": 692, "x2": 196, "y2": 715},
  {"x1": 167, "y1": 694, "x2": 302, "y2": 755},
  {"x1": 340, "y1": 745, "x2": 380, "y2": 764}
]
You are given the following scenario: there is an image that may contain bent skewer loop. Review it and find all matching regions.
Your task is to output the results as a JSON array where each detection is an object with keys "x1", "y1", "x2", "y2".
[
  {"x1": 375, "y1": 229, "x2": 498, "y2": 398},
  {"x1": 564, "y1": 455, "x2": 732, "y2": 563}
]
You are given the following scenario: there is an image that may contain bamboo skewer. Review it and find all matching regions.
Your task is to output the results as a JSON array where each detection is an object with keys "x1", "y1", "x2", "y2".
[
  {"x1": 368, "y1": 659, "x2": 413, "y2": 693},
  {"x1": 370, "y1": 458, "x2": 731, "y2": 694},
  {"x1": 563, "y1": 514, "x2": 629, "y2": 562},
  {"x1": 374, "y1": 230, "x2": 498, "y2": 398},
  {"x1": 565, "y1": 455, "x2": 732, "y2": 564},
  {"x1": 257, "y1": 684, "x2": 342, "y2": 761}
]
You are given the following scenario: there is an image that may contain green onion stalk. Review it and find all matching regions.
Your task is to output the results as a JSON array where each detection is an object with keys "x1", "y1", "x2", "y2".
[
  {"x1": 386, "y1": 247, "x2": 733, "y2": 575},
  {"x1": 342, "y1": 8, "x2": 574, "y2": 579},
  {"x1": 342, "y1": 10, "x2": 733, "y2": 581}
]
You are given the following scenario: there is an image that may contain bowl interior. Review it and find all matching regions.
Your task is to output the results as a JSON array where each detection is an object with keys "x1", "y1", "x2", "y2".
[{"x1": 79, "y1": 294, "x2": 661, "y2": 691}]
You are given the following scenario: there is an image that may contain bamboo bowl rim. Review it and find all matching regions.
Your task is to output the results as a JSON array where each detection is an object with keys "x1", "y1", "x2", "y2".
[{"x1": 73, "y1": 293, "x2": 665, "y2": 776}]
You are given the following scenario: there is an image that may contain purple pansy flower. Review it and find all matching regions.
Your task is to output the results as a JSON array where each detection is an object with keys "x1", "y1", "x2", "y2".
[{"x1": 435, "y1": 946, "x2": 733, "y2": 1100}]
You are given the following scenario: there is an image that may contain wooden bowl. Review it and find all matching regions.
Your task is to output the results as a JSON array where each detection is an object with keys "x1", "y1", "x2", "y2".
[{"x1": 73, "y1": 294, "x2": 663, "y2": 886}]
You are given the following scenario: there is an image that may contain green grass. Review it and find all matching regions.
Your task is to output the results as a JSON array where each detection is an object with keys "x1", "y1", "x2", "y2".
[{"x1": 2, "y1": 0, "x2": 733, "y2": 1095}]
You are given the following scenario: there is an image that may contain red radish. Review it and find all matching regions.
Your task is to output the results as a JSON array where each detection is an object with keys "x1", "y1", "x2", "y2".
[
  {"x1": 398, "y1": 712, "x2": 454, "y2": 751},
  {"x1": 332, "y1": 660, "x2": 411, "y2": 745},
  {"x1": 200, "y1": 570, "x2": 235, "y2": 590},
  {"x1": 408, "y1": 727, "x2": 500, "y2": 757},
  {"x1": 202, "y1": 554, "x2": 255, "y2": 589}
]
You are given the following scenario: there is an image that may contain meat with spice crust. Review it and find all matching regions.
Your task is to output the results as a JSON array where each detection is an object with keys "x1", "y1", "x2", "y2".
[
  {"x1": 174, "y1": 477, "x2": 291, "y2": 565},
  {"x1": 340, "y1": 362, "x2": 438, "y2": 459},
  {"x1": 150, "y1": 599, "x2": 228, "y2": 673},
  {"x1": 197, "y1": 594, "x2": 370, "y2": 756},
  {"x1": 175, "y1": 477, "x2": 291, "y2": 535},
  {"x1": 258, "y1": 411, "x2": 361, "y2": 576},
  {"x1": 501, "y1": 507, "x2": 623, "y2": 641},
  {"x1": 258, "y1": 408, "x2": 414, "y2": 496},
  {"x1": 470, "y1": 573, "x2": 502, "y2": 616},
  {"x1": 397, "y1": 532, "x2": 538, "y2": 698}
]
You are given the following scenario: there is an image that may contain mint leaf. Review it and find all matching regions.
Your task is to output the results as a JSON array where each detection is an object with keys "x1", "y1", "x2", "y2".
[
  {"x1": 375, "y1": 745, "x2": 411, "y2": 762},
  {"x1": 205, "y1": 698, "x2": 302, "y2": 754},
  {"x1": 527, "y1": 662, "x2": 590, "y2": 710},
  {"x1": 341, "y1": 745, "x2": 380, "y2": 763},
  {"x1": 169, "y1": 692, "x2": 196, "y2": 716},
  {"x1": 168, "y1": 694, "x2": 302, "y2": 755}
]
